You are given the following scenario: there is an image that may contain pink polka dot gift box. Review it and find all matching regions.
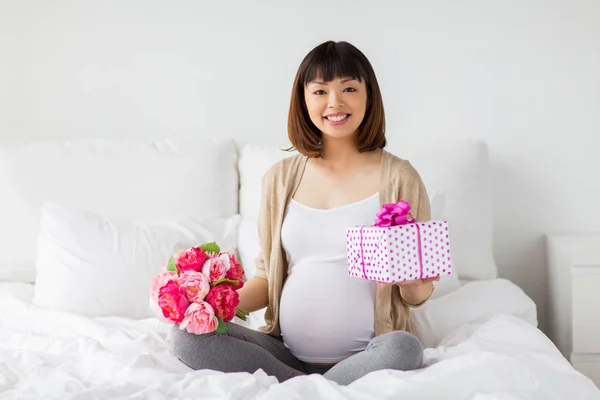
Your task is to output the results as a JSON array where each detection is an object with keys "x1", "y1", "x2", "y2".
[{"x1": 346, "y1": 200, "x2": 453, "y2": 283}]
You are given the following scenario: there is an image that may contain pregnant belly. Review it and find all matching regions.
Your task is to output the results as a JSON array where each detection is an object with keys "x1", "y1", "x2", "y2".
[{"x1": 279, "y1": 260, "x2": 377, "y2": 363}]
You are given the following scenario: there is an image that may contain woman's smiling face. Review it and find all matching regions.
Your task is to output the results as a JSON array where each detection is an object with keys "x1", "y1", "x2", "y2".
[{"x1": 304, "y1": 77, "x2": 368, "y2": 141}]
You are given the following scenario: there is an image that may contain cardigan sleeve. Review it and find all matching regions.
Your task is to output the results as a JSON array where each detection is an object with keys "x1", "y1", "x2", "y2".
[{"x1": 252, "y1": 165, "x2": 276, "y2": 280}]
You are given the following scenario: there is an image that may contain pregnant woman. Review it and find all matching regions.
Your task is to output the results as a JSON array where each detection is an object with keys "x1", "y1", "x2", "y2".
[{"x1": 170, "y1": 40, "x2": 438, "y2": 386}]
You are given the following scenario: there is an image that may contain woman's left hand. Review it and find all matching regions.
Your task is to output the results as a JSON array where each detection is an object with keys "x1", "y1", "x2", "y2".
[{"x1": 378, "y1": 276, "x2": 440, "y2": 306}]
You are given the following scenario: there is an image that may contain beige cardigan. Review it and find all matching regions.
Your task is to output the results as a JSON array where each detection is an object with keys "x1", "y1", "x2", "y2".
[{"x1": 253, "y1": 149, "x2": 432, "y2": 338}]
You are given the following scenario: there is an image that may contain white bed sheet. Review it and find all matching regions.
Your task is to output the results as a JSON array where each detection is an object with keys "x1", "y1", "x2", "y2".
[{"x1": 0, "y1": 279, "x2": 598, "y2": 400}]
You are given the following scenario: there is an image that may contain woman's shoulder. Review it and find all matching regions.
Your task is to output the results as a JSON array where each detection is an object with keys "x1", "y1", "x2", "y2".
[
  {"x1": 382, "y1": 149, "x2": 423, "y2": 182},
  {"x1": 382, "y1": 149, "x2": 430, "y2": 219},
  {"x1": 261, "y1": 152, "x2": 307, "y2": 192}
]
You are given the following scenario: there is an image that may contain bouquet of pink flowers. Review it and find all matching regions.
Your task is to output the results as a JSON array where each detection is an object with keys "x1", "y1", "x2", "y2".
[{"x1": 149, "y1": 242, "x2": 249, "y2": 334}]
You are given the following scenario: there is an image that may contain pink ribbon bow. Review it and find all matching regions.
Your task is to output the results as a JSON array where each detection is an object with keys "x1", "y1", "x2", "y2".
[
  {"x1": 374, "y1": 200, "x2": 415, "y2": 227},
  {"x1": 357, "y1": 200, "x2": 423, "y2": 281}
]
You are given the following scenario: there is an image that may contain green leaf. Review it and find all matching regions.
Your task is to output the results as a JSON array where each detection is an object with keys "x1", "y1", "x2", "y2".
[
  {"x1": 166, "y1": 256, "x2": 177, "y2": 272},
  {"x1": 198, "y1": 242, "x2": 220, "y2": 254},
  {"x1": 215, "y1": 316, "x2": 228, "y2": 333},
  {"x1": 211, "y1": 278, "x2": 239, "y2": 287}
]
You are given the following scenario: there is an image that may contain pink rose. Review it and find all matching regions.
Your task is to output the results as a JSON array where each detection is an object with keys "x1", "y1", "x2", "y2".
[
  {"x1": 224, "y1": 253, "x2": 245, "y2": 286},
  {"x1": 175, "y1": 247, "x2": 208, "y2": 273},
  {"x1": 179, "y1": 301, "x2": 219, "y2": 334},
  {"x1": 150, "y1": 271, "x2": 177, "y2": 302},
  {"x1": 157, "y1": 281, "x2": 190, "y2": 323},
  {"x1": 202, "y1": 255, "x2": 229, "y2": 283},
  {"x1": 177, "y1": 270, "x2": 210, "y2": 303},
  {"x1": 205, "y1": 283, "x2": 239, "y2": 322}
]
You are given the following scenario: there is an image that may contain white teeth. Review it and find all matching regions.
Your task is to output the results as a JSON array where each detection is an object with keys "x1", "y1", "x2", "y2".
[{"x1": 326, "y1": 114, "x2": 348, "y2": 122}]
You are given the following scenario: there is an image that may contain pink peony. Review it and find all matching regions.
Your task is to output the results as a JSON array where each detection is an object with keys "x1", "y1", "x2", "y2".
[
  {"x1": 157, "y1": 281, "x2": 190, "y2": 323},
  {"x1": 179, "y1": 301, "x2": 219, "y2": 334},
  {"x1": 202, "y1": 255, "x2": 229, "y2": 283},
  {"x1": 150, "y1": 271, "x2": 177, "y2": 302},
  {"x1": 177, "y1": 270, "x2": 210, "y2": 303},
  {"x1": 205, "y1": 283, "x2": 239, "y2": 322},
  {"x1": 175, "y1": 247, "x2": 208, "y2": 273},
  {"x1": 224, "y1": 253, "x2": 245, "y2": 286}
]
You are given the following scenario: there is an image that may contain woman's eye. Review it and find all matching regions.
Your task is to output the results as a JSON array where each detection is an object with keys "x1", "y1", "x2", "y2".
[
  {"x1": 344, "y1": 87, "x2": 356, "y2": 92},
  {"x1": 314, "y1": 90, "x2": 326, "y2": 95}
]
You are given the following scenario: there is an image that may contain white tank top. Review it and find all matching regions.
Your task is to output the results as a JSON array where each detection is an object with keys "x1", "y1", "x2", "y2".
[{"x1": 279, "y1": 192, "x2": 380, "y2": 363}]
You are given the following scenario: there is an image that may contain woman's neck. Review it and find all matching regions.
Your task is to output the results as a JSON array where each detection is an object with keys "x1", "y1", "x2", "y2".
[
  {"x1": 317, "y1": 136, "x2": 361, "y2": 169},
  {"x1": 316, "y1": 135, "x2": 381, "y2": 172}
]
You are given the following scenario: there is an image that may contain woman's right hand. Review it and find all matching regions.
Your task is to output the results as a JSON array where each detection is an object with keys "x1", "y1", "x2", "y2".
[{"x1": 236, "y1": 276, "x2": 269, "y2": 312}]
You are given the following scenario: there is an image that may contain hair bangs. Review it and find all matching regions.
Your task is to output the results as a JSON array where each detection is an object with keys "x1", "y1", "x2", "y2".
[{"x1": 301, "y1": 42, "x2": 368, "y2": 86}]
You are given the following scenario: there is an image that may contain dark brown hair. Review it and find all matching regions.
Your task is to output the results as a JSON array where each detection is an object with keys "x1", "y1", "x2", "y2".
[{"x1": 287, "y1": 41, "x2": 386, "y2": 157}]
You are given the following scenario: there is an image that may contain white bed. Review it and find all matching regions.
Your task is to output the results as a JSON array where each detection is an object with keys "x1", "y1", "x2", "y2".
[
  {"x1": 1, "y1": 279, "x2": 597, "y2": 399},
  {"x1": 0, "y1": 138, "x2": 598, "y2": 399}
]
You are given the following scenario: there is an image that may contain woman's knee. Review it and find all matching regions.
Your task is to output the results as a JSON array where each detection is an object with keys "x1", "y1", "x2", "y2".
[
  {"x1": 372, "y1": 331, "x2": 424, "y2": 370},
  {"x1": 168, "y1": 326, "x2": 219, "y2": 369}
]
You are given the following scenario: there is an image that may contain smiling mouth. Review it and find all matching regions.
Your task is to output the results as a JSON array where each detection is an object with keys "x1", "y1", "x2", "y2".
[{"x1": 323, "y1": 114, "x2": 350, "y2": 122}]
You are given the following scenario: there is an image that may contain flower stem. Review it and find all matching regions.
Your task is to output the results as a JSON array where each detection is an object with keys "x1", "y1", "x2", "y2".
[{"x1": 235, "y1": 309, "x2": 249, "y2": 321}]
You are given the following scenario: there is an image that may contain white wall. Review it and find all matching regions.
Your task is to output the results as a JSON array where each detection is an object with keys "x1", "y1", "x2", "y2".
[{"x1": 1, "y1": 0, "x2": 599, "y2": 333}]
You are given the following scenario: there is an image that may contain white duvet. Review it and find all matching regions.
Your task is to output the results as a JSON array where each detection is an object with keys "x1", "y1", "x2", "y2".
[{"x1": 1, "y1": 279, "x2": 598, "y2": 400}]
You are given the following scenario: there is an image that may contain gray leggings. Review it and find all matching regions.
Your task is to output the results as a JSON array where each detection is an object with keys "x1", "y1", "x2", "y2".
[{"x1": 169, "y1": 322, "x2": 424, "y2": 386}]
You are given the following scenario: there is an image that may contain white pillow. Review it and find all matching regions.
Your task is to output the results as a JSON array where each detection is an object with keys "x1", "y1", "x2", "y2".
[
  {"x1": 389, "y1": 138, "x2": 497, "y2": 281},
  {"x1": 410, "y1": 279, "x2": 538, "y2": 349},
  {"x1": 0, "y1": 138, "x2": 239, "y2": 283},
  {"x1": 32, "y1": 203, "x2": 240, "y2": 319},
  {"x1": 238, "y1": 139, "x2": 497, "y2": 282},
  {"x1": 0, "y1": 282, "x2": 35, "y2": 303},
  {"x1": 237, "y1": 143, "x2": 465, "y2": 296},
  {"x1": 238, "y1": 144, "x2": 296, "y2": 219}
]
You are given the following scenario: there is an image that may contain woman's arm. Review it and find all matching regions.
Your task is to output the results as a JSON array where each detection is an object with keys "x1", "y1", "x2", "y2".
[{"x1": 237, "y1": 276, "x2": 269, "y2": 312}]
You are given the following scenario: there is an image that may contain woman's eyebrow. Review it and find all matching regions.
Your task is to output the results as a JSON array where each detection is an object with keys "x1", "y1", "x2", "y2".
[{"x1": 309, "y1": 78, "x2": 357, "y2": 85}]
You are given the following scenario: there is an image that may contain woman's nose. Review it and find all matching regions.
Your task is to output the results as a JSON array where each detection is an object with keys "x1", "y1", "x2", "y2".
[{"x1": 328, "y1": 92, "x2": 343, "y2": 108}]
